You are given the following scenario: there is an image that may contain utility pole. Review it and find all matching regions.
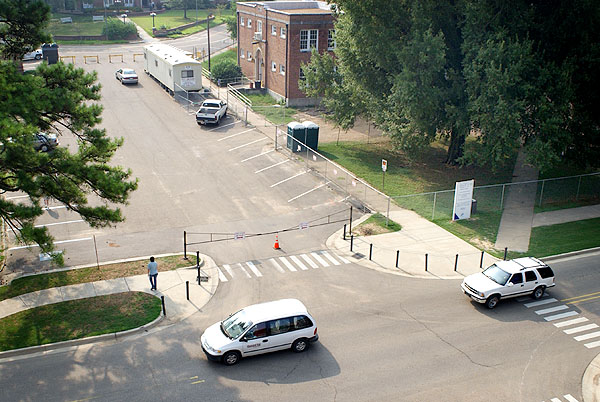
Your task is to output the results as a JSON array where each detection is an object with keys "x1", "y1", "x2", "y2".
[{"x1": 207, "y1": 12, "x2": 212, "y2": 71}]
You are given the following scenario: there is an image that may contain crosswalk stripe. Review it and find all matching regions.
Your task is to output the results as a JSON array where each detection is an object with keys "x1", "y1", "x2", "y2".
[
  {"x1": 563, "y1": 323, "x2": 599, "y2": 334},
  {"x1": 301, "y1": 254, "x2": 319, "y2": 268},
  {"x1": 269, "y1": 258, "x2": 285, "y2": 273},
  {"x1": 311, "y1": 252, "x2": 329, "y2": 267},
  {"x1": 544, "y1": 311, "x2": 579, "y2": 321},
  {"x1": 223, "y1": 264, "x2": 234, "y2": 278},
  {"x1": 535, "y1": 305, "x2": 569, "y2": 315},
  {"x1": 279, "y1": 256, "x2": 297, "y2": 272},
  {"x1": 321, "y1": 251, "x2": 341, "y2": 265},
  {"x1": 554, "y1": 317, "x2": 589, "y2": 328},
  {"x1": 524, "y1": 298, "x2": 558, "y2": 308},
  {"x1": 584, "y1": 340, "x2": 600, "y2": 349},
  {"x1": 246, "y1": 261, "x2": 263, "y2": 277},
  {"x1": 574, "y1": 331, "x2": 600, "y2": 342},
  {"x1": 238, "y1": 263, "x2": 252, "y2": 278},
  {"x1": 334, "y1": 252, "x2": 351, "y2": 264},
  {"x1": 217, "y1": 267, "x2": 228, "y2": 282},
  {"x1": 564, "y1": 395, "x2": 579, "y2": 402},
  {"x1": 551, "y1": 398, "x2": 563, "y2": 402},
  {"x1": 290, "y1": 256, "x2": 308, "y2": 270}
]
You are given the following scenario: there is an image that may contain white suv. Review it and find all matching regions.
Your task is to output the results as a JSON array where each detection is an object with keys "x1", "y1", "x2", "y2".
[{"x1": 461, "y1": 257, "x2": 555, "y2": 309}]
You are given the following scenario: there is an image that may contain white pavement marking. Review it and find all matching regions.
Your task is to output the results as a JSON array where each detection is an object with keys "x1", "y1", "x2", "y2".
[
  {"x1": 550, "y1": 398, "x2": 563, "y2": 402},
  {"x1": 8, "y1": 237, "x2": 92, "y2": 250},
  {"x1": 217, "y1": 268, "x2": 228, "y2": 282},
  {"x1": 229, "y1": 137, "x2": 269, "y2": 152},
  {"x1": 535, "y1": 305, "x2": 569, "y2": 315},
  {"x1": 217, "y1": 128, "x2": 255, "y2": 141},
  {"x1": 564, "y1": 395, "x2": 579, "y2": 402},
  {"x1": 301, "y1": 254, "x2": 319, "y2": 269},
  {"x1": 334, "y1": 252, "x2": 351, "y2": 264},
  {"x1": 554, "y1": 317, "x2": 589, "y2": 328},
  {"x1": 270, "y1": 171, "x2": 308, "y2": 188},
  {"x1": 290, "y1": 256, "x2": 308, "y2": 270},
  {"x1": 563, "y1": 324, "x2": 599, "y2": 334},
  {"x1": 574, "y1": 331, "x2": 600, "y2": 342},
  {"x1": 279, "y1": 256, "x2": 297, "y2": 272},
  {"x1": 246, "y1": 261, "x2": 263, "y2": 277},
  {"x1": 46, "y1": 205, "x2": 67, "y2": 210},
  {"x1": 310, "y1": 252, "x2": 329, "y2": 267},
  {"x1": 269, "y1": 258, "x2": 286, "y2": 273},
  {"x1": 255, "y1": 159, "x2": 290, "y2": 173},
  {"x1": 238, "y1": 263, "x2": 252, "y2": 278},
  {"x1": 223, "y1": 264, "x2": 234, "y2": 278},
  {"x1": 544, "y1": 311, "x2": 579, "y2": 321},
  {"x1": 321, "y1": 251, "x2": 341, "y2": 266},
  {"x1": 524, "y1": 298, "x2": 558, "y2": 308},
  {"x1": 241, "y1": 149, "x2": 274, "y2": 162},
  {"x1": 288, "y1": 181, "x2": 330, "y2": 203},
  {"x1": 35, "y1": 219, "x2": 84, "y2": 228},
  {"x1": 585, "y1": 340, "x2": 600, "y2": 348},
  {"x1": 6, "y1": 195, "x2": 28, "y2": 200},
  {"x1": 208, "y1": 120, "x2": 239, "y2": 131}
]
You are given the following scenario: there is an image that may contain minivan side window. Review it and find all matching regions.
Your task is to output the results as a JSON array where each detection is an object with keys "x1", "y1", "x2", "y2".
[
  {"x1": 244, "y1": 322, "x2": 267, "y2": 340},
  {"x1": 293, "y1": 315, "x2": 313, "y2": 330},
  {"x1": 537, "y1": 266, "x2": 554, "y2": 279},
  {"x1": 268, "y1": 317, "x2": 292, "y2": 335}
]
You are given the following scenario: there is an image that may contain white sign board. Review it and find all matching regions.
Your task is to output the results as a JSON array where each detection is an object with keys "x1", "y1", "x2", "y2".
[
  {"x1": 234, "y1": 231, "x2": 245, "y2": 240},
  {"x1": 382, "y1": 159, "x2": 387, "y2": 172},
  {"x1": 452, "y1": 179, "x2": 475, "y2": 221},
  {"x1": 299, "y1": 222, "x2": 309, "y2": 230}
]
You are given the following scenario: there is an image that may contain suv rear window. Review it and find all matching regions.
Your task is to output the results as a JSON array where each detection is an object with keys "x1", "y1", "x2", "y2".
[{"x1": 536, "y1": 266, "x2": 554, "y2": 279}]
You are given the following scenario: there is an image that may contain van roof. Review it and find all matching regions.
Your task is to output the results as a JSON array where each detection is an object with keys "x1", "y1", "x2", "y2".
[
  {"x1": 494, "y1": 257, "x2": 547, "y2": 274},
  {"x1": 241, "y1": 299, "x2": 309, "y2": 323}
]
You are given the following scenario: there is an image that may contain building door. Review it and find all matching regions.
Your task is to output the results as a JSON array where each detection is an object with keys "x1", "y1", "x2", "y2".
[{"x1": 254, "y1": 48, "x2": 263, "y2": 86}]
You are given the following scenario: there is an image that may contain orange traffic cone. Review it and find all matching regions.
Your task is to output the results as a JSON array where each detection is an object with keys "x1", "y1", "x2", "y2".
[{"x1": 273, "y1": 235, "x2": 280, "y2": 250}]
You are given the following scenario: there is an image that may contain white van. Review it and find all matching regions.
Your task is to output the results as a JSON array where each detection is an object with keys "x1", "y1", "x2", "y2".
[{"x1": 201, "y1": 299, "x2": 319, "y2": 365}]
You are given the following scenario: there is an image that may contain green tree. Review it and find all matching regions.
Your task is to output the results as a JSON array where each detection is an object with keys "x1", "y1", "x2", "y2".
[
  {"x1": 0, "y1": 0, "x2": 51, "y2": 61},
  {"x1": 300, "y1": 49, "x2": 340, "y2": 103},
  {"x1": 210, "y1": 59, "x2": 242, "y2": 84},
  {"x1": 0, "y1": 0, "x2": 138, "y2": 259},
  {"x1": 224, "y1": 16, "x2": 237, "y2": 40},
  {"x1": 103, "y1": 17, "x2": 138, "y2": 40}
]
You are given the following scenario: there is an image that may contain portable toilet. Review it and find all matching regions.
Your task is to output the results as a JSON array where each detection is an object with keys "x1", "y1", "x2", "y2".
[
  {"x1": 302, "y1": 121, "x2": 319, "y2": 151},
  {"x1": 42, "y1": 43, "x2": 59, "y2": 64},
  {"x1": 286, "y1": 121, "x2": 305, "y2": 152}
]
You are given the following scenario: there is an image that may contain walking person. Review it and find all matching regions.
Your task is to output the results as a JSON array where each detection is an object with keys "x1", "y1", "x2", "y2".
[{"x1": 148, "y1": 256, "x2": 158, "y2": 291}]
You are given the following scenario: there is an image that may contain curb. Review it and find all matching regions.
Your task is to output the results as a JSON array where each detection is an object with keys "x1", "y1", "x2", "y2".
[
  {"x1": 541, "y1": 247, "x2": 600, "y2": 262},
  {"x1": 0, "y1": 307, "x2": 164, "y2": 360}
]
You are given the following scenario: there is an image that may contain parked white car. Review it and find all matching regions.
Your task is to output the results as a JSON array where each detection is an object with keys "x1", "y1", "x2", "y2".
[
  {"x1": 461, "y1": 257, "x2": 555, "y2": 309},
  {"x1": 34, "y1": 132, "x2": 59, "y2": 152},
  {"x1": 201, "y1": 299, "x2": 319, "y2": 365},
  {"x1": 23, "y1": 49, "x2": 42, "y2": 61},
  {"x1": 115, "y1": 68, "x2": 138, "y2": 85},
  {"x1": 196, "y1": 99, "x2": 227, "y2": 125}
]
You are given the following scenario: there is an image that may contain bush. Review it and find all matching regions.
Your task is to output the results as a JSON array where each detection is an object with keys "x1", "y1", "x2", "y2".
[
  {"x1": 102, "y1": 17, "x2": 137, "y2": 40},
  {"x1": 210, "y1": 59, "x2": 242, "y2": 85}
]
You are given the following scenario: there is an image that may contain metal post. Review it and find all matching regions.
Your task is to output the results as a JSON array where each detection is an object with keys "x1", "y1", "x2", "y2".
[
  {"x1": 480, "y1": 251, "x2": 484, "y2": 268},
  {"x1": 576, "y1": 176, "x2": 582, "y2": 200},
  {"x1": 504, "y1": 247, "x2": 508, "y2": 261},
  {"x1": 432, "y1": 192, "x2": 437, "y2": 220},
  {"x1": 539, "y1": 179, "x2": 545, "y2": 207},
  {"x1": 395, "y1": 250, "x2": 399, "y2": 268},
  {"x1": 425, "y1": 254, "x2": 428, "y2": 272},
  {"x1": 207, "y1": 13, "x2": 211, "y2": 71},
  {"x1": 186, "y1": 281, "x2": 189, "y2": 300},
  {"x1": 196, "y1": 251, "x2": 200, "y2": 267},
  {"x1": 197, "y1": 265, "x2": 201, "y2": 284},
  {"x1": 274, "y1": 126, "x2": 278, "y2": 150},
  {"x1": 183, "y1": 231, "x2": 187, "y2": 259},
  {"x1": 386, "y1": 197, "x2": 390, "y2": 227},
  {"x1": 350, "y1": 235, "x2": 354, "y2": 252},
  {"x1": 369, "y1": 244, "x2": 373, "y2": 260},
  {"x1": 454, "y1": 254, "x2": 458, "y2": 272},
  {"x1": 161, "y1": 296, "x2": 166, "y2": 316},
  {"x1": 500, "y1": 184, "x2": 506, "y2": 210},
  {"x1": 343, "y1": 223, "x2": 347, "y2": 240},
  {"x1": 349, "y1": 206, "x2": 353, "y2": 234},
  {"x1": 244, "y1": 106, "x2": 248, "y2": 125}
]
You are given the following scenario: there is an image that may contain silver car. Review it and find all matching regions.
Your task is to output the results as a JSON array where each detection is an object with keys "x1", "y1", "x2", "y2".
[
  {"x1": 34, "y1": 133, "x2": 59, "y2": 152},
  {"x1": 115, "y1": 68, "x2": 139, "y2": 85},
  {"x1": 23, "y1": 49, "x2": 42, "y2": 61}
]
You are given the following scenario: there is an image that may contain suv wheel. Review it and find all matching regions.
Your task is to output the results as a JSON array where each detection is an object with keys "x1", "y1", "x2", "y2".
[
  {"x1": 532, "y1": 286, "x2": 546, "y2": 300},
  {"x1": 486, "y1": 295, "x2": 500, "y2": 309},
  {"x1": 222, "y1": 351, "x2": 240, "y2": 366},
  {"x1": 292, "y1": 338, "x2": 308, "y2": 353}
]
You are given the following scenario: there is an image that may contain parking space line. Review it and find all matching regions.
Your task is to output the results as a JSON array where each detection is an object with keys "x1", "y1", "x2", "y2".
[
  {"x1": 300, "y1": 254, "x2": 319, "y2": 269},
  {"x1": 255, "y1": 159, "x2": 289, "y2": 173},
  {"x1": 8, "y1": 237, "x2": 92, "y2": 250},
  {"x1": 217, "y1": 128, "x2": 255, "y2": 141},
  {"x1": 207, "y1": 120, "x2": 240, "y2": 131},
  {"x1": 290, "y1": 256, "x2": 308, "y2": 270},
  {"x1": 6, "y1": 195, "x2": 28, "y2": 200},
  {"x1": 270, "y1": 171, "x2": 308, "y2": 188},
  {"x1": 288, "y1": 181, "x2": 330, "y2": 202},
  {"x1": 229, "y1": 138, "x2": 269, "y2": 152},
  {"x1": 242, "y1": 149, "x2": 274, "y2": 163},
  {"x1": 35, "y1": 219, "x2": 85, "y2": 228}
]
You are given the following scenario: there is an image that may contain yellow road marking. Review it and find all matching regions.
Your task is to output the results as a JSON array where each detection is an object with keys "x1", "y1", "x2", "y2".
[
  {"x1": 562, "y1": 291, "x2": 600, "y2": 302},
  {"x1": 190, "y1": 380, "x2": 205, "y2": 385},
  {"x1": 567, "y1": 295, "x2": 600, "y2": 304},
  {"x1": 189, "y1": 376, "x2": 198, "y2": 380},
  {"x1": 69, "y1": 397, "x2": 99, "y2": 402}
]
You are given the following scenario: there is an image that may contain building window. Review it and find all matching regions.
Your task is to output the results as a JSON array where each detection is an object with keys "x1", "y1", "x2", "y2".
[
  {"x1": 281, "y1": 27, "x2": 286, "y2": 38},
  {"x1": 247, "y1": 51, "x2": 252, "y2": 61},
  {"x1": 240, "y1": 16, "x2": 244, "y2": 27},
  {"x1": 328, "y1": 29, "x2": 336, "y2": 50},
  {"x1": 271, "y1": 61, "x2": 276, "y2": 72},
  {"x1": 182, "y1": 70, "x2": 194, "y2": 78},
  {"x1": 300, "y1": 29, "x2": 318, "y2": 51},
  {"x1": 247, "y1": 19, "x2": 252, "y2": 29},
  {"x1": 257, "y1": 21, "x2": 262, "y2": 33},
  {"x1": 280, "y1": 64, "x2": 285, "y2": 75},
  {"x1": 240, "y1": 48, "x2": 245, "y2": 59},
  {"x1": 271, "y1": 25, "x2": 277, "y2": 36},
  {"x1": 124, "y1": 0, "x2": 133, "y2": 6}
]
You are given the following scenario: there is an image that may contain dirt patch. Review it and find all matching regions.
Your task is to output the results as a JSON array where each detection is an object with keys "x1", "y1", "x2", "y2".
[
  {"x1": 352, "y1": 223, "x2": 391, "y2": 236},
  {"x1": 471, "y1": 238, "x2": 496, "y2": 251}
]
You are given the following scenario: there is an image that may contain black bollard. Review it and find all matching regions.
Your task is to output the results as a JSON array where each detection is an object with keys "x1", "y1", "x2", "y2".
[
  {"x1": 161, "y1": 295, "x2": 166, "y2": 316},
  {"x1": 454, "y1": 254, "x2": 459, "y2": 272},
  {"x1": 183, "y1": 231, "x2": 188, "y2": 259},
  {"x1": 369, "y1": 244, "x2": 373, "y2": 260},
  {"x1": 196, "y1": 251, "x2": 200, "y2": 267},
  {"x1": 396, "y1": 250, "x2": 399, "y2": 268},
  {"x1": 503, "y1": 247, "x2": 508, "y2": 260},
  {"x1": 350, "y1": 235, "x2": 354, "y2": 252},
  {"x1": 425, "y1": 253, "x2": 428, "y2": 272},
  {"x1": 480, "y1": 251, "x2": 484, "y2": 268},
  {"x1": 186, "y1": 281, "x2": 189, "y2": 300},
  {"x1": 343, "y1": 224, "x2": 347, "y2": 240}
]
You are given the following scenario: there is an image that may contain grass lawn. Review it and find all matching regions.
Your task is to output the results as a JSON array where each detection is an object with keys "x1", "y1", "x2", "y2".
[
  {"x1": 0, "y1": 255, "x2": 195, "y2": 302},
  {"x1": 0, "y1": 292, "x2": 160, "y2": 351},
  {"x1": 352, "y1": 213, "x2": 402, "y2": 236},
  {"x1": 528, "y1": 218, "x2": 600, "y2": 258},
  {"x1": 246, "y1": 93, "x2": 298, "y2": 126},
  {"x1": 130, "y1": 9, "x2": 234, "y2": 37},
  {"x1": 201, "y1": 48, "x2": 237, "y2": 69},
  {"x1": 48, "y1": 13, "x2": 105, "y2": 36}
]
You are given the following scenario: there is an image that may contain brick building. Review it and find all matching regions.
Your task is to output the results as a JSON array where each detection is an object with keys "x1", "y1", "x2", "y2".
[{"x1": 237, "y1": 1, "x2": 336, "y2": 106}]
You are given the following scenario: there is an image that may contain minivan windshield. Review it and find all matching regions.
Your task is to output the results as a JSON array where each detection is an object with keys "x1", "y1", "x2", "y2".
[
  {"x1": 221, "y1": 310, "x2": 253, "y2": 339},
  {"x1": 482, "y1": 264, "x2": 510, "y2": 285}
]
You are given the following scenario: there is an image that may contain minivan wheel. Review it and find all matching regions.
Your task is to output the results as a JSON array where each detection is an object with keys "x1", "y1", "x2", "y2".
[
  {"x1": 532, "y1": 286, "x2": 546, "y2": 300},
  {"x1": 486, "y1": 295, "x2": 500, "y2": 309},
  {"x1": 292, "y1": 338, "x2": 308, "y2": 353},
  {"x1": 41, "y1": 144, "x2": 49, "y2": 152},
  {"x1": 222, "y1": 351, "x2": 240, "y2": 366}
]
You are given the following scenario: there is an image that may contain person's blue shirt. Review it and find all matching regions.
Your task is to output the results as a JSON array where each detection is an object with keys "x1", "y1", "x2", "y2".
[{"x1": 148, "y1": 261, "x2": 158, "y2": 275}]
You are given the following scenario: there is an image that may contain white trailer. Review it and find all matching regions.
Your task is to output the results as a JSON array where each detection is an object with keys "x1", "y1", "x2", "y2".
[{"x1": 143, "y1": 43, "x2": 203, "y2": 94}]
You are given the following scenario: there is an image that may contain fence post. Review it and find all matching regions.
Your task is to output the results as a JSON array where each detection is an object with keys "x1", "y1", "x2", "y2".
[
  {"x1": 349, "y1": 206, "x2": 353, "y2": 234},
  {"x1": 432, "y1": 192, "x2": 437, "y2": 220},
  {"x1": 576, "y1": 176, "x2": 582, "y2": 200},
  {"x1": 186, "y1": 281, "x2": 189, "y2": 301},
  {"x1": 244, "y1": 106, "x2": 248, "y2": 126},
  {"x1": 500, "y1": 184, "x2": 506, "y2": 210},
  {"x1": 183, "y1": 231, "x2": 187, "y2": 259},
  {"x1": 425, "y1": 253, "x2": 428, "y2": 272},
  {"x1": 350, "y1": 235, "x2": 354, "y2": 252},
  {"x1": 454, "y1": 254, "x2": 458, "y2": 272},
  {"x1": 161, "y1": 296, "x2": 166, "y2": 316},
  {"x1": 274, "y1": 126, "x2": 278, "y2": 150},
  {"x1": 343, "y1": 224, "x2": 347, "y2": 240},
  {"x1": 539, "y1": 179, "x2": 545, "y2": 207},
  {"x1": 369, "y1": 244, "x2": 373, "y2": 260},
  {"x1": 386, "y1": 197, "x2": 390, "y2": 227},
  {"x1": 480, "y1": 251, "x2": 484, "y2": 268},
  {"x1": 504, "y1": 247, "x2": 508, "y2": 261},
  {"x1": 396, "y1": 250, "x2": 399, "y2": 268}
]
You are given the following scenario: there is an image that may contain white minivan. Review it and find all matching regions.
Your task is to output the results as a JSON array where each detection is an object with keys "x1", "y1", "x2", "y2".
[{"x1": 201, "y1": 299, "x2": 319, "y2": 365}]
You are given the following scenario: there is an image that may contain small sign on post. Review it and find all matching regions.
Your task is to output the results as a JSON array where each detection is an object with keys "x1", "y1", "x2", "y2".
[
  {"x1": 234, "y1": 232, "x2": 245, "y2": 240},
  {"x1": 381, "y1": 159, "x2": 388, "y2": 190},
  {"x1": 452, "y1": 179, "x2": 475, "y2": 220},
  {"x1": 299, "y1": 222, "x2": 309, "y2": 230}
]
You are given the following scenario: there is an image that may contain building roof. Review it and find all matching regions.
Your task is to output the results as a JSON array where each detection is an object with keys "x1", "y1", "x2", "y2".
[
  {"x1": 239, "y1": 1, "x2": 333, "y2": 15},
  {"x1": 144, "y1": 43, "x2": 201, "y2": 67}
]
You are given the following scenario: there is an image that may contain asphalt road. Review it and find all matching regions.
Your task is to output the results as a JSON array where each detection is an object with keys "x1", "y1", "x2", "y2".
[{"x1": 1, "y1": 253, "x2": 598, "y2": 401}]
